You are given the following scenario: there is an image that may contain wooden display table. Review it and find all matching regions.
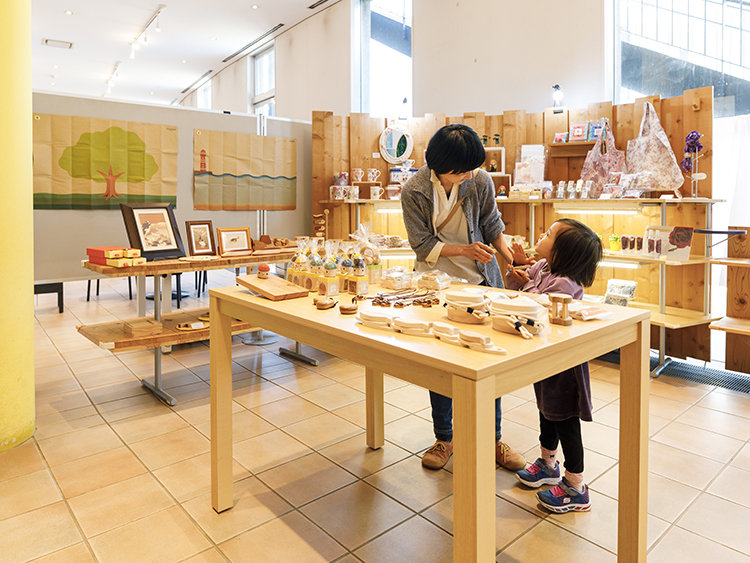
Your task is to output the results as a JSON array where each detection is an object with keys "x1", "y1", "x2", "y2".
[
  {"x1": 209, "y1": 285, "x2": 651, "y2": 562},
  {"x1": 710, "y1": 316, "x2": 750, "y2": 336}
]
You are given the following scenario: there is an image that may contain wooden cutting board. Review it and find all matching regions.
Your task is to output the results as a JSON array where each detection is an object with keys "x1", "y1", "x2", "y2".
[{"x1": 236, "y1": 274, "x2": 309, "y2": 301}]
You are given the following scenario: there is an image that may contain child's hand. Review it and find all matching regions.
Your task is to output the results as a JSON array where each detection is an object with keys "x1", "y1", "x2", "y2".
[
  {"x1": 511, "y1": 242, "x2": 536, "y2": 266},
  {"x1": 506, "y1": 266, "x2": 530, "y2": 286}
]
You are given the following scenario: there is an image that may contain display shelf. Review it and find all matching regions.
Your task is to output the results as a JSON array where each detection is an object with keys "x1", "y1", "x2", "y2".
[
  {"x1": 709, "y1": 317, "x2": 750, "y2": 336},
  {"x1": 77, "y1": 308, "x2": 257, "y2": 352},
  {"x1": 378, "y1": 247, "x2": 415, "y2": 259},
  {"x1": 628, "y1": 303, "x2": 722, "y2": 330},
  {"x1": 601, "y1": 250, "x2": 709, "y2": 267},
  {"x1": 709, "y1": 257, "x2": 750, "y2": 268},
  {"x1": 548, "y1": 141, "x2": 596, "y2": 158}
]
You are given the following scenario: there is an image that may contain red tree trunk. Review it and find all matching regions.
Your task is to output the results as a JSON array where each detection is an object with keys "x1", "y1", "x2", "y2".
[{"x1": 97, "y1": 165, "x2": 125, "y2": 200}]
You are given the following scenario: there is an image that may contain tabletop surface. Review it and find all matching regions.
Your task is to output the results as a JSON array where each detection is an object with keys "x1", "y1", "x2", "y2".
[{"x1": 211, "y1": 284, "x2": 651, "y2": 382}]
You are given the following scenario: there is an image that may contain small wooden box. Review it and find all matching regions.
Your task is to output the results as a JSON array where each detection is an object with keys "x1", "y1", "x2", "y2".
[
  {"x1": 106, "y1": 258, "x2": 134, "y2": 268},
  {"x1": 350, "y1": 276, "x2": 369, "y2": 295},
  {"x1": 124, "y1": 318, "x2": 163, "y2": 337},
  {"x1": 318, "y1": 276, "x2": 339, "y2": 297}
]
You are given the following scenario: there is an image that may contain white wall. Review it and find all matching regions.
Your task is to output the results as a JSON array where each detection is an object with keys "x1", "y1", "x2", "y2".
[
  {"x1": 275, "y1": 0, "x2": 352, "y2": 121},
  {"x1": 412, "y1": 0, "x2": 607, "y2": 116},
  {"x1": 211, "y1": 58, "x2": 250, "y2": 114}
]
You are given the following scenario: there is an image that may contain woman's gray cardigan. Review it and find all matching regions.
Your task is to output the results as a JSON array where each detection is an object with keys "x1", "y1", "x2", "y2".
[{"x1": 400, "y1": 166, "x2": 506, "y2": 288}]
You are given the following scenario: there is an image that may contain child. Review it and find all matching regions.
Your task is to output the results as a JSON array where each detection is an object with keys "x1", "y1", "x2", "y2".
[{"x1": 505, "y1": 218, "x2": 603, "y2": 513}]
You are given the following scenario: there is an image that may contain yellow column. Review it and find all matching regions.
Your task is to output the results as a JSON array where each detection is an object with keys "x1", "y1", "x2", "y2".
[{"x1": 0, "y1": 0, "x2": 35, "y2": 452}]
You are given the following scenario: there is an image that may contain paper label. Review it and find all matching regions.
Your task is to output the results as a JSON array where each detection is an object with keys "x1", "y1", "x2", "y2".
[
  {"x1": 659, "y1": 194, "x2": 674, "y2": 199},
  {"x1": 599, "y1": 194, "x2": 612, "y2": 200}
]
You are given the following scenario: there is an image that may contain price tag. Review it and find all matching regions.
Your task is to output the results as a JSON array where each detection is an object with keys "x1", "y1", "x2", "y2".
[
  {"x1": 599, "y1": 194, "x2": 612, "y2": 200},
  {"x1": 372, "y1": 153, "x2": 381, "y2": 159},
  {"x1": 659, "y1": 194, "x2": 674, "y2": 199},
  {"x1": 529, "y1": 195, "x2": 540, "y2": 200},
  {"x1": 190, "y1": 322, "x2": 204, "y2": 329}
]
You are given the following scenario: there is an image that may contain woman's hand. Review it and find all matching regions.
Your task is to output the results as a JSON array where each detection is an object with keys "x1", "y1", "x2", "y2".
[
  {"x1": 506, "y1": 266, "x2": 531, "y2": 286},
  {"x1": 462, "y1": 242, "x2": 497, "y2": 263},
  {"x1": 511, "y1": 242, "x2": 536, "y2": 267}
]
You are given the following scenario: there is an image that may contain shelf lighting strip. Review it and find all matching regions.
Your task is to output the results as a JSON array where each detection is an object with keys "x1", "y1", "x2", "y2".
[{"x1": 599, "y1": 260, "x2": 642, "y2": 269}]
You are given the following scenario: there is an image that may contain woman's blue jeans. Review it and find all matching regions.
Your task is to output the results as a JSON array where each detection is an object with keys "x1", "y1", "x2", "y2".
[{"x1": 430, "y1": 391, "x2": 502, "y2": 443}]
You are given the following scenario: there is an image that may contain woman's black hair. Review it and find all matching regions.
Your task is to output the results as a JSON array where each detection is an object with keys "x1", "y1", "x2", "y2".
[
  {"x1": 548, "y1": 218, "x2": 602, "y2": 288},
  {"x1": 425, "y1": 124, "x2": 486, "y2": 175}
]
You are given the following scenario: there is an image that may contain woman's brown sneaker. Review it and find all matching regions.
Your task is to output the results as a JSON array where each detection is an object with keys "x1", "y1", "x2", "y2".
[
  {"x1": 496, "y1": 441, "x2": 526, "y2": 471},
  {"x1": 421, "y1": 440, "x2": 453, "y2": 469}
]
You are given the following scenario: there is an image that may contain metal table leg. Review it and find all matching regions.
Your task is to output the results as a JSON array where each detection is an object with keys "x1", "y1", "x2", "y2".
[
  {"x1": 279, "y1": 341, "x2": 319, "y2": 366},
  {"x1": 141, "y1": 274, "x2": 177, "y2": 406}
]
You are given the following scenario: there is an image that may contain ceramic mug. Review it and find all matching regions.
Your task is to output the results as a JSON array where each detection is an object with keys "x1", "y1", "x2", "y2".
[
  {"x1": 367, "y1": 168, "x2": 381, "y2": 182},
  {"x1": 334, "y1": 172, "x2": 349, "y2": 186},
  {"x1": 385, "y1": 185, "x2": 401, "y2": 200},
  {"x1": 352, "y1": 168, "x2": 364, "y2": 182},
  {"x1": 370, "y1": 186, "x2": 385, "y2": 200},
  {"x1": 346, "y1": 185, "x2": 360, "y2": 200},
  {"x1": 401, "y1": 159, "x2": 415, "y2": 170},
  {"x1": 329, "y1": 185, "x2": 346, "y2": 200}
]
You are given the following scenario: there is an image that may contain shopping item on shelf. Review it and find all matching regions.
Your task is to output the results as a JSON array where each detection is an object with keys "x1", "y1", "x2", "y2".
[{"x1": 580, "y1": 118, "x2": 626, "y2": 198}]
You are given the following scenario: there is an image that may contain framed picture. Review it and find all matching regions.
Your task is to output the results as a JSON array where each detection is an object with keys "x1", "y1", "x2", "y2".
[
  {"x1": 185, "y1": 220, "x2": 216, "y2": 256},
  {"x1": 120, "y1": 203, "x2": 185, "y2": 261},
  {"x1": 217, "y1": 227, "x2": 253, "y2": 256}
]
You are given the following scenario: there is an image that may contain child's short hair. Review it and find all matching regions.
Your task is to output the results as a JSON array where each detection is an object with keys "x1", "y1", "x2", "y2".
[
  {"x1": 549, "y1": 218, "x2": 602, "y2": 287},
  {"x1": 425, "y1": 124, "x2": 486, "y2": 175}
]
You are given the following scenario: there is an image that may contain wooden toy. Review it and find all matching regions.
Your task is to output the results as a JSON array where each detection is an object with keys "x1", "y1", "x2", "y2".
[
  {"x1": 550, "y1": 293, "x2": 573, "y2": 326},
  {"x1": 257, "y1": 263, "x2": 270, "y2": 279}
]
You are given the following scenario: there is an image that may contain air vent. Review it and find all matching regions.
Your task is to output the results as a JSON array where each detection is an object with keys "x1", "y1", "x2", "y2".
[
  {"x1": 308, "y1": 0, "x2": 329, "y2": 8},
  {"x1": 43, "y1": 38, "x2": 73, "y2": 49},
  {"x1": 181, "y1": 70, "x2": 213, "y2": 94},
  {"x1": 222, "y1": 24, "x2": 284, "y2": 63}
]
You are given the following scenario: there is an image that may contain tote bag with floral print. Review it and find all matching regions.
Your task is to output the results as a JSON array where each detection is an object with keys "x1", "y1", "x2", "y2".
[
  {"x1": 580, "y1": 118, "x2": 626, "y2": 198},
  {"x1": 626, "y1": 102, "x2": 684, "y2": 196}
]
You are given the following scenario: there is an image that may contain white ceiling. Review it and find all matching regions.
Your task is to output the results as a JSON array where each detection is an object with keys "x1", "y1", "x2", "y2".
[{"x1": 32, "y1": 0, "x2": 334, "y2": 106}]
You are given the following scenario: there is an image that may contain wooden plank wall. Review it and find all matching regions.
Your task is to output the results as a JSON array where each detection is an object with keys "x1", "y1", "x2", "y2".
[
  {"x1": 311, "y1": 86, "x2": 715, "y2": 359},
  {"x1": 726, "y1": 228, "x2": 750, "y2": 373}
]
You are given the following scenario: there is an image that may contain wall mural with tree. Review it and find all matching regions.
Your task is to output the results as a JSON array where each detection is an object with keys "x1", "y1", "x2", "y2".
[{"x1": 33, "y1": 114, "x2": 177, "y2": 210}]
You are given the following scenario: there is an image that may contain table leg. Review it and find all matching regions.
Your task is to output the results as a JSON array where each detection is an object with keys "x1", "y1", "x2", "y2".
[
  {"x1": 137, "y1": 276, "x2": 146, "y2": 318},
  {"x1": 618, "y1": 319, "x2": 649, "y2": 563},
  {"x1": 365, "y1": 367, "x2": 384, "y2": 449},
  {"x1": 210, "y1": 295, "x2": 234, "y2": 513},
  {"x1": 141, "y1": 275, "x2": 176, "y2": 406},
  {"x1": 453, "y1": 375, "x2": 495, "y2": 563}
]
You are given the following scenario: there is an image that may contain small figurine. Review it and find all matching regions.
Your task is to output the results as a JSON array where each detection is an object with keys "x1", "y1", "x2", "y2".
[
  {"x1": 257, "y1": 263, "x2": 270, "y2": 279},
  {"x1": 352, "y1": 256, "x2": 366, "y2": 277},
  {"x1": 489, "y1": 159, "x2": 497, "y2": 173}
]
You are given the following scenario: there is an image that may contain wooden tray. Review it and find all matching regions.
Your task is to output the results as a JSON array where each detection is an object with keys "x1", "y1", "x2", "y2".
[{"x1": 236, "y1": 274, "x2": 309, "y2": 301}]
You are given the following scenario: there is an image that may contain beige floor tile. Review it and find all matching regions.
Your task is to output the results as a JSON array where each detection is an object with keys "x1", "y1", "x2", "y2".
[
  {"x1": 495, "y1": 467, "x2": 552, "y2": 517},
  {"x1": 320, "y1": 434, "x2": 412, "y2": 478},
  {"x1": 110, "y1": 409, "x2": 190, "y2": 444},
  {"x1": 649, "y1": 376, "x2": 714, "y2": 404},
  {"x1": 0, "y1": 502, "x2": 82, "y2": 563},
  {"x1": 35, "y1": 364, "x2": 75, "y2": 385},
  {"x1": 508, "y1": 385, "x2": 537, "y2": 402},
  {"x1": 60, "y1": 346, "x2": 114, "y2": 364},
  {"x1": 233, "y1": 429, "x2": 313, "y2": 473},
  {"x1": 580, "y1": 422, "x2": 621, "y2": 459},
  {"x1": 497, "y1": 520, "x2": 616, "y2": 563},
  {"x1": 35, "y1": 413, "x2": 106, "y2": 441},
  {"x1": 648, "y1": 440, "x2": 724, "y2": 489},
  {"x1": 341, "y1": 374, "x2": 410, "y2": 394},
  {"x1": 88, "y1": 505, "x2": 211, "y2": 563},
  {"x1": 258, "y1": 452, "x2": 357, "y2": 507},
  {"x1": 67, "y1": 473, "x2": 174, "y2": 537},
  {"x1": 589, "y1": 465, "x2": 701, "y2": 522},
  {"x1": 500, "y1": 419, "x2": 543, "y2": 460},
  {"x1": 733, "y1": 443, "x2": 750, "y2": 472},
  {"x1": 589, "y1": 378, "x2": 620, "y2": 402},
  {"x1": 647, "y1": 394, "x2": 693, "y2": 420},
  {"x1": 191, "y1": 360, "x2": 258, "y2": 382},
  {"x1": 36, "y1": 375, "x2": 83, "y2": 398},
  {"x1": 283, "y1": 412, "x2": 363, "y2": 450},
  {"x1": 182, "y1": 477, "x2": 293, "y2": 544},
  {"x1": 384, "y1": 414, "x2": 435, "y2": 454},
  {"x1": 364, "y1": 456, "x2": 453, "y2": 511},
  {"x1": 85, "y1": 379, "x2": 150, "y2": 405},
  {"x1": 196, "y1": 409, "x2": 275, "y2": 443},
  {"x1": 180, "y1": 549, "x2": 230, "y2": 563},
  {"x1": 502, "y1": 400, "x2": 541, "y2": 430},
  {"x1": 173, "y1": 396, "x2": 245, "y2": 427},
  {"x1": 250, "y1": 395, "x2": 327, "y2": 427},
  {"x1": 0, "y1": 440, "x2": 46, "y2": 482},
  {"x1": 679, "y1": 493, "x2": 750, "y2": 556},
  {"x1": 234, "y1": 352, "x2": 292, "y2": 374},
  {"x1": 423, "y1": 494, "x2": 540, "y2": 551},
  {"x1": 300, "y1": 481, "x2": 412, "y2": 551},
  {"x1": 591, "y1": 401, "x2": 671, "y2": 436},
  {"x1": 219, "y1": 510, "x2": 346, "y2": 563},
  {"x1": 248, "y1": 361, "x2": 314, "y2": 381},
  {"x1": 67, "y1": 355, "x2": 124, "y2": 376},
  {"x1": 300, "y1": 382, "x2": 365, "y2": 411},
  {"x1": 647, "y1": 525, "x2": 750, "y2": 563},
  {"x1": 30, "y1": 543, "x2": 96, "y2": 563},
  {"x1": 232, "y1": 380, "x2": 294, "y2": 409},
  {"x1": 153, "y1": 452, "x2": 250, "y2": 502},
  {"x1": 130, "y1": 427, "x2": 210, "y2": 470},
  {"x1": 332, "y1": 400, "x2": 409, "y2": 429},
  {"x1": 273, "y1": 371, "x2": 337, "y2": 394},
  {"x1": 75, "y1": 366, "x2": 138, "y2": 389},
  {"x1": 35, "y1": 352, "x2": 67, "y2": 369},
  {"x1": 707, "y1": 465, "x2": 750, "y2": 509},
  {"x1": 651, "y1": 421, "x2": 744, "y2": 463},
  {"x1": 37, "y1": 425, "x2": 123, "y2": 467},
  {"x1": 309, "y1": 358, "x2": 365, "y2": 382},
  {"x1": 354, "y1": 516, "x2": 452, "y2": 563},
  {"x1": 384, "y1": 385, "x2": 431, "y2": 413},
  {"x1": 676, "y1": 404, "x2": 750, "y2": 440},
  {"x1": 0, "y1": 469, "x2": 61, "y2": 520},
  {"x1": 51, "y1": 446, "x2": 146, "y2": 498},
  {"x1": 696, "y1": 389, "x2": 750, "y2": 418},
  {"x1": 36, "y1": 389, "x2": 93, "y2": 417}
]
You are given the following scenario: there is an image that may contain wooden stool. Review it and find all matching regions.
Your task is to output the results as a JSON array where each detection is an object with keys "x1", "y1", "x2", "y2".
[{"x1": 550, "y1": 293, "x2": 573, "y2": 326}]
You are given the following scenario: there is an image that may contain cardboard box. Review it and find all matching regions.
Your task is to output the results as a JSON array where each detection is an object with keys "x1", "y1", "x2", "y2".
[
  {"x1": 106, "y1": 258, "x2": 134, "y2": 268},
  {"x1": 124, "y1": 318, "x2": 162, "y2": 337},
  {"x1": 132, "y1": 257, "x2": 147, "y2": 266},
  {"x1": 87, "y1": 246, "x2": 127, "y2": 259},
  {"x1": 123, "y1": 248, "x2": 141, "y2": 258}
]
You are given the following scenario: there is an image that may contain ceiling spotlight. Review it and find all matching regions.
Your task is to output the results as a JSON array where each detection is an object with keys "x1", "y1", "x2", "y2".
[
  {"x1": 252, "y1": 5, "x2": 259, "y2": 8},
  {"x1": 182, "y1": 59, "x2": 187, "y2": 63},
  {"x1": 150, "y1": 92, "x2": 155, "y2": 95},
  {"x1": 129, "y1": 44, "x2": 136, "y2": 59},
  {"x1": 210, "y1": 36, "x2": 218, "y2": 40},
  {"x1": 50, "y1": 82, "x2": 55, "y2": 86},
  {"x1": 64, "y1": 10, "x2": 73, "y2": 15},
  {"x1": 143, "y1": 29, "x2": 148, "y2": 45},
  {"x1": 53, "y1": 65, "x2": 59, "y2": 69},
  {"x1": 155, "y1": 13, "x2": 161, "y2": 32}
]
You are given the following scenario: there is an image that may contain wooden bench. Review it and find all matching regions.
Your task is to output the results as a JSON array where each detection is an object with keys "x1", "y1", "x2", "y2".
[{"x1": 34, "y1": 282, "x2": 63, "y2": 313}]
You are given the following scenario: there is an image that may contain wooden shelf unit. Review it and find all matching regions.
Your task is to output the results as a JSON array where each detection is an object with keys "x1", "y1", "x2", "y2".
[
  {"x1": 548, "y1": 141, "x2": 596, "y2": 158},
  {"x1": 710, "y1": 317, "x2": 750, "y2": 337}
]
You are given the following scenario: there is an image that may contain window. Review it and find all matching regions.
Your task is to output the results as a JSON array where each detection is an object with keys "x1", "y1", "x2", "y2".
[
  {"x1": 615, "y1": 0, "x2": 750, "y2": 117},
  {"x1": 196, "y1": 81, "x2": 211, "y2": 110},
  {"x1": 358, "y1": 0, "x2": 412, "y2": 118},
  {"x1": 249, "y1": 46, "x2": 275, "y2": 116}
]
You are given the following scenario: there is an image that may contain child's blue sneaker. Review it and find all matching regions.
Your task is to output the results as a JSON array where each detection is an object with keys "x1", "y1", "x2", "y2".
[
  {"x1": 536, "y1": 477, "x2": 591, "y2": 513},
  {"x1": 515, "y1": 458, "x2": 561, "y2": 488}
]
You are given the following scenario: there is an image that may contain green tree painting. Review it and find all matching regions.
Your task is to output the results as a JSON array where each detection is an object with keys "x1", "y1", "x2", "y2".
[{"x1": 58, "y1": 126, "x2": 158, "y2": 200}]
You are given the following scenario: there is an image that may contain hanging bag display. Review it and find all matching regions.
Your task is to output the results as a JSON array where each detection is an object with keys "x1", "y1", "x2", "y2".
[
  {"x1": 626, "y1": 102, "x2": 684, "y2": 197},
  {"x1": 580, "y1": 117, "x2": 626, "y2": 198}
]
